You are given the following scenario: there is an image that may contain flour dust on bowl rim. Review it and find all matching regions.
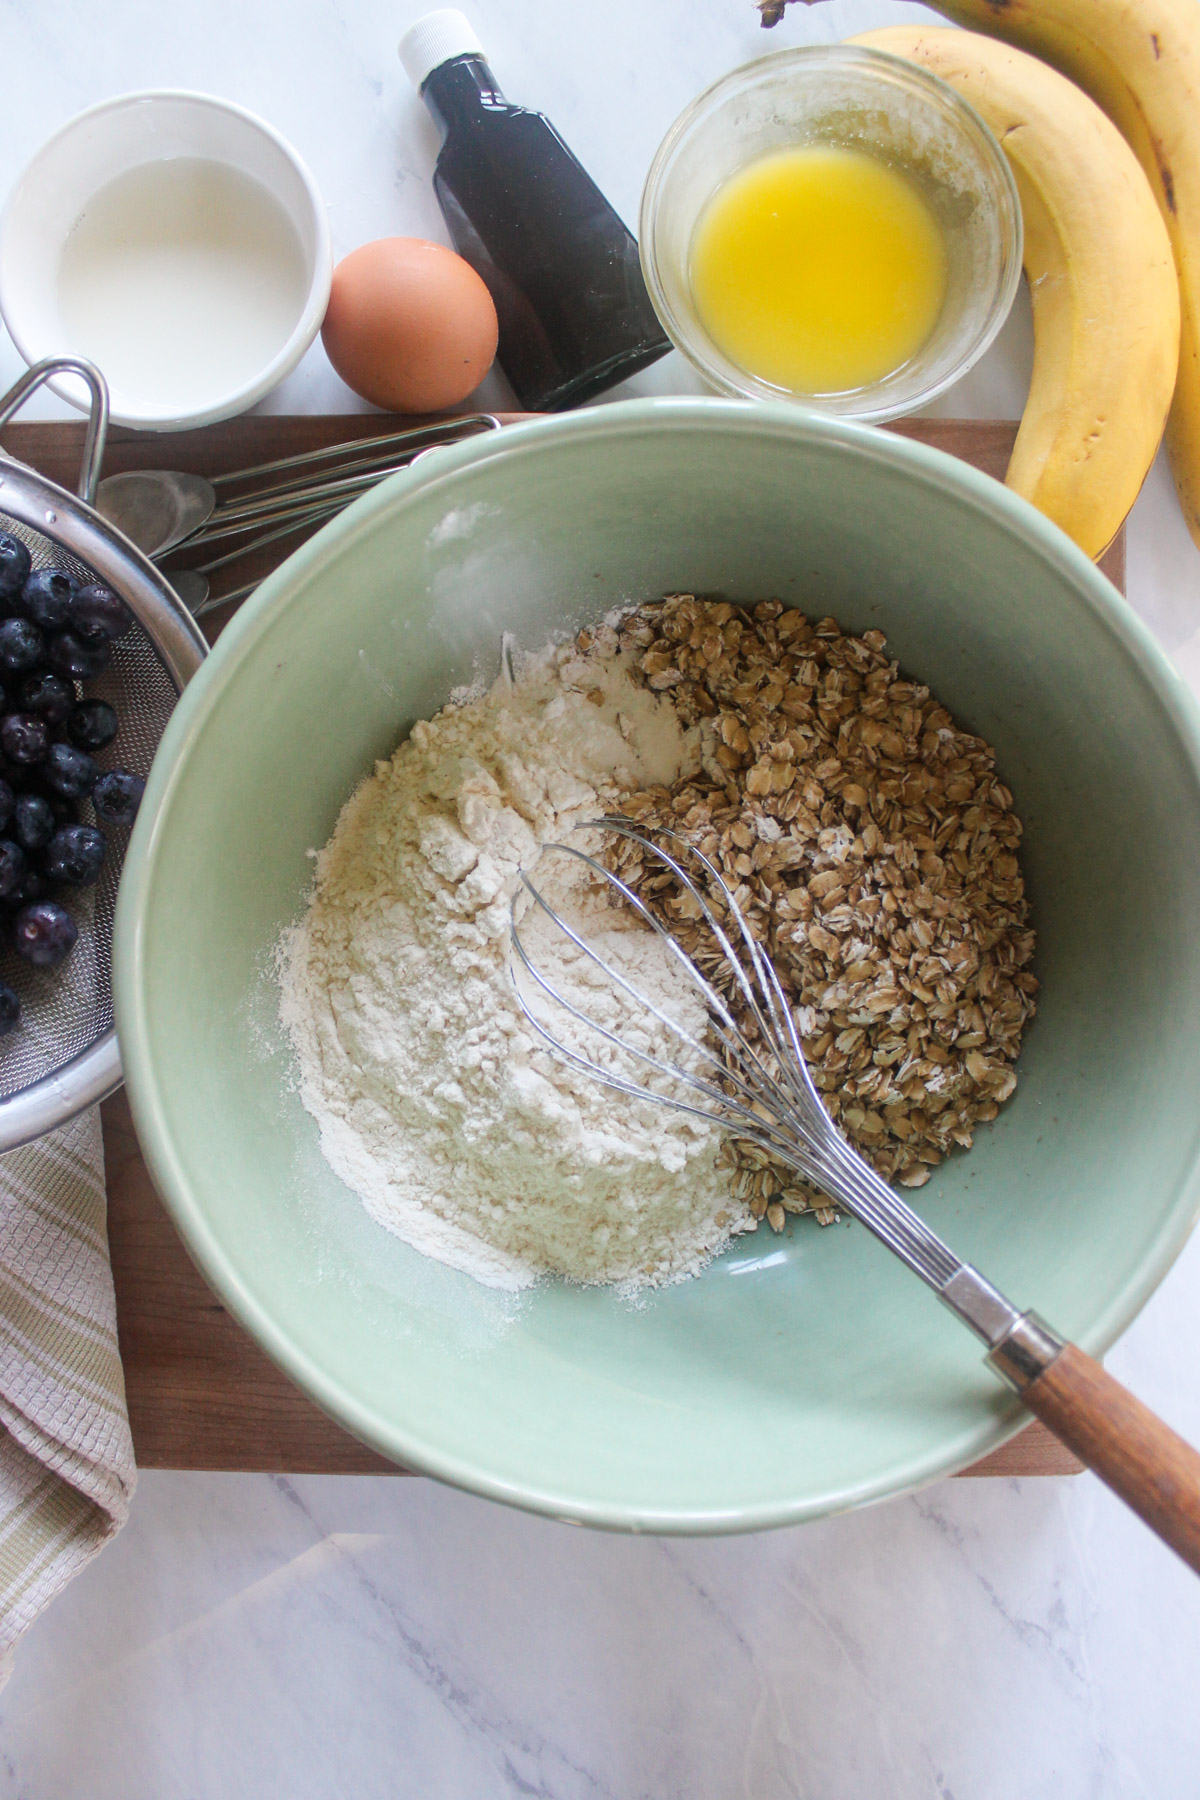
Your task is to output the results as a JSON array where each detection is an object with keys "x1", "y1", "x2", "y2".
[{"x1": 113, "y1": 398, "x2": 1200, "y2": 1532}]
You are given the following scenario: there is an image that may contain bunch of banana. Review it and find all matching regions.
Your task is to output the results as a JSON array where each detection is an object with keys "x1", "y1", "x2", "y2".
[
  {"x1": 761, "y1": 0, "x2": 1200, "y2": 554},
  {"x1": 848, "y1": 26, "x2": 1178, "y2": 559}
]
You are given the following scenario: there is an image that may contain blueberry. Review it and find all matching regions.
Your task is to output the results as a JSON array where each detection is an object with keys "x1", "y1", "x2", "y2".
[
  {"x1": 20, "y1": 671, "x2": 75, "y2": 727},
  {"x1": 43, "y1": 823, "x2": 106, "y2": 886},
  {"x1": 12, "y1": 900, "x2": 77, "y2": 967},
  {"x1": 92, "y1": 769, "x2": 144, "y2": 825},
  {"x1": 0, "y1": 617, "x2": 45, "y2": 673},
  {"x1": 4, "y1": 870, "x2": 46, "y2": 911},
  {"x1": 70, "y1": 582, "x2": 132, "y2": 645},
  {"x1": 41, "y1": 742, "x2": 97, "y2": 799},
  {"x1": 0, "y1": 534, "x2": 32, "y2": 602},
  {"x1": 66, "y1": 700, "x2": 118, "y2": 752},
  {"x1": 48, "y1": 631, "x2": 110, "y2": 680},
  {"x1": 0, "y1": 713, "x2": 49, "y2": 765},
  {"x1": 0, "y1": 780, "x2": 12, "y2": 833},
  {"x1": 0, "y1": 839, "x2": 26, "y2": 898},
  {"x1": 0, "y1": 982, "x2": 19, "y2": 1035},
  {"x1": 13, "y1": 794, "x2": 54, "y2": 852},
  {"x1": 19, "y1": 568, "x2": 75, "y2": 632}
]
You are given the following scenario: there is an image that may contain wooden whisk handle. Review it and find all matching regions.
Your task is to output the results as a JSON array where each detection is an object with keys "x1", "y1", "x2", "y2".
[{"x1": 991, "y1": 1327, "x2": 1200, "y2": 1574}]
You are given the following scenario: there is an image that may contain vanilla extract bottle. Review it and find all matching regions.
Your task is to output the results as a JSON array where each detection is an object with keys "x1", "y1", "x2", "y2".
[{"x1": 399, "y1": 10, "x2": 671, "y2": 411}]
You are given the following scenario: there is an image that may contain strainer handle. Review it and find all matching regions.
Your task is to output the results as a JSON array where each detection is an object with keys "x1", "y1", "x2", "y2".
[{"x1": 0, "y1": 355, "x2": 110, "y2": 505}]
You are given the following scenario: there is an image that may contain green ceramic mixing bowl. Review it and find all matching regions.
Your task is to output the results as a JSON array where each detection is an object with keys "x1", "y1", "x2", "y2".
[{"x1": 114, "y1": 398, "x2": 1200, "y2": 1531}]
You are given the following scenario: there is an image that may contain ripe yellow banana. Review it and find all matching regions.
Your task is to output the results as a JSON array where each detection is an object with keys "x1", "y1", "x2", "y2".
[
  {"x1": 766, "y1": 0, "x2": 1200, "y2": 552},
  {"x1": 851, "y1": 26, "x2": 1179, "y2": 559}
]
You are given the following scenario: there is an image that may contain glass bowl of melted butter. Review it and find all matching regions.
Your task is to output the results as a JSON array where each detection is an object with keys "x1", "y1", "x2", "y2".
[{"x1": 640, "y1": 47, "x2": 1022, "y2": 422}]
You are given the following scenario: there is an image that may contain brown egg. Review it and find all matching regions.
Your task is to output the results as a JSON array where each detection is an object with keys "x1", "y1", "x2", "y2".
[{"x1": 321, "y1": 237, "x2": 498, "y2": 412}]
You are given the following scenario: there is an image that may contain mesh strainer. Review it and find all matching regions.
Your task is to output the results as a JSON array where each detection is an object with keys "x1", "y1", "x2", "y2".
[{"x1": 0, "y1": 356, "x2": 207, "y2": 1150}]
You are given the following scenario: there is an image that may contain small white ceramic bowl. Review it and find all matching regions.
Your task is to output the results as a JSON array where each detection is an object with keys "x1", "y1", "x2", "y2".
[{"x1": 0, "y1": 91, "x2": 332, "y2": 431}]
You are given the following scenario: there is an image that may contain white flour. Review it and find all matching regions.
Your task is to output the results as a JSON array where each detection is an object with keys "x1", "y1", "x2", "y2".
[{"x1": 278, "y1": 632, "x2": 752, "y2": 1291}]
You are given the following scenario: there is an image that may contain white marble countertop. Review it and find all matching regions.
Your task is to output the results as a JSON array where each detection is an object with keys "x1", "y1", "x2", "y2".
[{"x1": 2, "y1": 1, "x2": 1200, "y2": 1793}]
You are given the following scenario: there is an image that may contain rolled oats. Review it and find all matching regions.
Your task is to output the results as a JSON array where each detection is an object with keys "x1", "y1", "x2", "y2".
[{"x1": 605, "y1": 594, "x2": 1038, "y2": 1230}]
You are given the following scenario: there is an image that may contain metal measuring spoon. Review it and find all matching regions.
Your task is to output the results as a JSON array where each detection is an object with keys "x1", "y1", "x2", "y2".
[
  {"x1": 96, "y1": 416, "x2": 502, "y2": 568},
  {"x1": 166, "y1": 568, "x2": 213, "y2": 614},
  {"x1": 96, "y1": 468, "x2": 216, "y2": 557},
  {"x1": 164, "y1": 445, "x2": 457, "y2": 620},
  {"x1": 152, "y1": 434, "x2": 490, "y2": 618}
]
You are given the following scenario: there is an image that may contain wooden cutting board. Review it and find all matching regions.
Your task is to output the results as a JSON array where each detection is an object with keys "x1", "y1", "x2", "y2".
[{"x1": 4, "y1": 413, "x2": 1106, "y2": 1478}]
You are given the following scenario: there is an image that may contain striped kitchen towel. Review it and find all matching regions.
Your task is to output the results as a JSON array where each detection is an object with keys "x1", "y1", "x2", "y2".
[{"x1": 0, "y1": 1106, "x2": 135, "y2": 1677}]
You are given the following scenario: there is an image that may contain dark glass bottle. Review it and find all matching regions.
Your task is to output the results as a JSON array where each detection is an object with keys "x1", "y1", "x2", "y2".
[{"x1": 403, "y1": 21, "x2": 671, "y2": 411}]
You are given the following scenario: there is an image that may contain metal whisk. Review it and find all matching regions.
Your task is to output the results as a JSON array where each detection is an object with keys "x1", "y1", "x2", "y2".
[{"x1": 511, "y1": 819, "x2": 1200, "y2": 1573}]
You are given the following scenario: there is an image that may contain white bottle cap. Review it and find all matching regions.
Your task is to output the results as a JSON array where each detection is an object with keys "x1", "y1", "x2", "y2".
[{"x1": 398, "y1": 10, "x2": 486, "y2": 91}]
